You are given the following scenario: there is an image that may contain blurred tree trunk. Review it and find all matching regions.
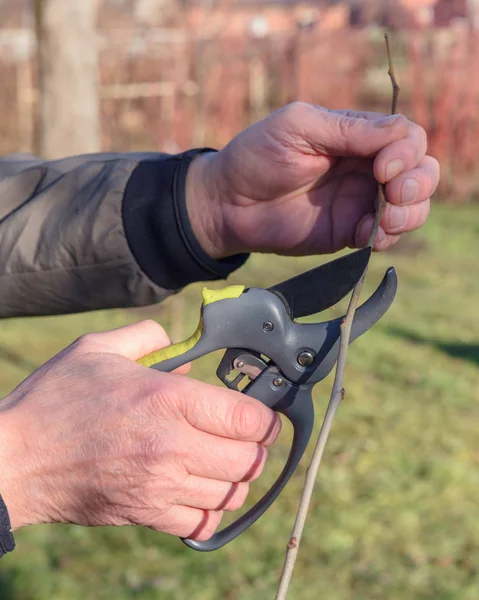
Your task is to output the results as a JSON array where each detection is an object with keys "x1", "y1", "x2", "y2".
[{"x1": 34, "y1": 0, "x2": 100, "y2": 158}]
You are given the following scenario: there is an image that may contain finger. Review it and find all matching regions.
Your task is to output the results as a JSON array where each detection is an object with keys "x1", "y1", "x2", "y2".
[
  {"x1": 381, "y1": 198, "x2": 431, "y2": 235},
  {"x1": 373, "y1": 123, "x2": 428, "y2": 183},
  {"x1": 354, "y1": 215, "x2": 387, "y2": 249},
  {"x1": 174, "y1": 477, "x2": 249, "y2": 512},
  {"x1": 149, "y1": 506, "x2": 223, "y2": 542},
  {"x1": 78, "y1": 319, "x2": 170, "y2": 359},
  {"x1": 327, "y1": 109, "x2": 391, "y2": 121},
  {"x1": 174, "y1": 362, "x2": 191, "y2": 375},
  {"x1": 281, "y1": 102, "x2": 409, "y2": 157},
  {"x1": 354, "y1": 215, "x2": 407, "y2": 251},
  {"x1": 325, "y1": 156, "x2": 375, "y2": 179},
  {"x1": 374, "y1": 232, "x2": 401, "y2": 252},
  {"x1": 181, "y1": 429, "x2": 268, "y2": 482},
  {"x1": 385, "y1": 155, "x2": 440, "y2": 206},
  {"x1": 172, "y1": 375, "x2": 282, "y2": 444},
  {"x1": 386, "y1": 234, "x2": 402, "y2": 250}
]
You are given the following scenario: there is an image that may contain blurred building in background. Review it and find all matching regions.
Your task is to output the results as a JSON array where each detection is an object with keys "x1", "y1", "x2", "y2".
[{"x1": 0, "y1": 0, "x2": 478, "y2": 199}]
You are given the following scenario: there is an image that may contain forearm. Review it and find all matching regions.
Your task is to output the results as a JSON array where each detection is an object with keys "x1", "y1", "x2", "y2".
[{"x1": 0, "y1": 150, "x2": 247, "y2": 318}]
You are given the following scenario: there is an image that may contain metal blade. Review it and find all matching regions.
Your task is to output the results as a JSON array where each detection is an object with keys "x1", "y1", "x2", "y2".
[{"x1": 268, "y1": 247, "x2": 372, "y2": 319}]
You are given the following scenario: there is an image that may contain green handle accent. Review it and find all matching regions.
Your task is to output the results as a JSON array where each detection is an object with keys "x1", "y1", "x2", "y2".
[
  {"x1": 201, "y1": 284, "x2": 244, "y2": 306},
  {"x1": 137, "y1": 320, "x2": 203, "y2": 368},
  {"x1": 136, "y1": 285, "x2": 244, "y2": 368}
]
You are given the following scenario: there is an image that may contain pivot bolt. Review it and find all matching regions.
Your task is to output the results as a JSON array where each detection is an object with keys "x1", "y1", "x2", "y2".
[
  {"x1": 236, "y1": 361, "x2": 244, "y2": 369},
  {"x1": 297, "y1": 350, "x2": 315, "y2": 367},
  {"x1": 262, "y1": 321, "x2": 274, "y2": 332},
  {"x1": 273, "y1": 377, "x2": 285, "y2": 387}
]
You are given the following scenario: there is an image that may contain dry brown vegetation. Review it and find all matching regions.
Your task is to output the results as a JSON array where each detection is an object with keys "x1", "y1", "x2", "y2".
[{"x1": 0, "y1": 6, "x2": 478, "y2": 201}]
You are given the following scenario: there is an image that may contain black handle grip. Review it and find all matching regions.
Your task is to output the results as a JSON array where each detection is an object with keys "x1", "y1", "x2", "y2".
[{"x1": 182, "y1": 367, "x2": 314, "y2": 552}]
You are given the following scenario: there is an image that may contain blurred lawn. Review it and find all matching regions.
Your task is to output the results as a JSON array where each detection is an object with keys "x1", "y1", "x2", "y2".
[{"x1": 0, "y1": 204, "x2": 478, "y2": 599}]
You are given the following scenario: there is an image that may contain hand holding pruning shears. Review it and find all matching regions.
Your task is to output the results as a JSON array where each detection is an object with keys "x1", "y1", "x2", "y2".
[{"x1": 138, "y1": 247, "x2": 397, "y2": 550}]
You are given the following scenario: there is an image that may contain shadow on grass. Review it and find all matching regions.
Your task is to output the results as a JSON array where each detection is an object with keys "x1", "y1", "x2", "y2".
[{"x1": 387, "y1": 326, "x2": 479, "y2": 366}]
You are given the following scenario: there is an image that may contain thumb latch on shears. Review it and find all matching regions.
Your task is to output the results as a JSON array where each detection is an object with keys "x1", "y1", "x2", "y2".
[{"x1": 137, "y1": 248, "x2": 397, "y2": 552}]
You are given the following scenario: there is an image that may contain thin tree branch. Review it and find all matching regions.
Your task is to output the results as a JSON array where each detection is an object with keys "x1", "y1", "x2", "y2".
[
  {"x1": 385, "y1": 32, "x2": 400, "y2": 115},
  {"x1": 275, "y1": 33, "x2": 399, "y2": 600},
  {"x1": 371, "y1": 33, "x2": 401, "y2": 241}
]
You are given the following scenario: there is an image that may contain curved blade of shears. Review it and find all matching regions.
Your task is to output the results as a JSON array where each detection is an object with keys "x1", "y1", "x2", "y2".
[
  {"x1": 350, "y1": 267, "x2": 398, "y2": 342},
  {"x1": 268, "y1": 247, "x2": 372, "y2": 319},
  {"x1": 310, "y1": 266, "x2": 398, "y2": 383}
]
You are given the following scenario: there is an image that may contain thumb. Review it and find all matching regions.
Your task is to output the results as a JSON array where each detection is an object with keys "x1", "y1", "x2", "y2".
[
  {"x1": 81, "y1": 319, "x2": 172, "y2": 360},
  {"x1": 281, "y1": 103, "x2": 409, "y2": 158}
]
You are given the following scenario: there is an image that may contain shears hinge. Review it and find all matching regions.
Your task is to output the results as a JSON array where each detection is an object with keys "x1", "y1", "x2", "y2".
[{"x1": 216, "y1": 349, "x2": 269, "y2": 391}]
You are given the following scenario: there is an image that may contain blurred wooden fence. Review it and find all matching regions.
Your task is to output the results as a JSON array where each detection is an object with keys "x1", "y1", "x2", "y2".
[{"x1": 1, "y1": 24, "x2": 479, "y2": 201}]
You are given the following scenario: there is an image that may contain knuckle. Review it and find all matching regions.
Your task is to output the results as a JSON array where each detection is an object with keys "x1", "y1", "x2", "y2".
[
  {"x1": 418, "y1": 199, "x2": 431, "y2": 224},
  {"x1": 192, "y1": 511, "x2": 223, "y2": 541},
  {"x1": 411, "y1": 123, "x2": 428, "y2": 159},
  {"x1": 142, "y1": 319, "x2": 168, "y2": 336},
  {"x1": 338, "y1": 115, "x2": 359, "y2": 139},
  {"x1": 142, "y1": 318, "x2": 161, "y2": 328},
  {"x1": 417, "y1": 124, "x2": 428, "y2": 146},
  {"x1": 147, "y1": 508, "x2": 175, "y2": 534},
  {"x1": 147, "y1": 376, "x2": 182, "y2": 413},
  {"x1": 426, "y1": 155, "x2": 441, "y2": 177},
  {"x1": 145, "y1": 473, "x2": 185, "y2": 511},
  {"x1": 71, "y1": 333, "x2": 98, "y2": 353},
  {"x1": 282, "y1": 100, "x2": 311, "y2": 121},
  {"x1": 264, "y1": 413, "x2": 282, "y2": 446},
  {"x1": 248, "y1": 446, "x2": 268, "y2": 481},
  {"x1": 230, "y1": 400, "x2": 265, "y2": 441},
  {"x1": 139, "y1": 319, "x2": 171, "y2": 347},
  {"x1": 224, "y1": 445, "x2": 259, "y2": 483},
  {"x1": 273, "y1": 414, "x2": 283, "y2": 440},
  {"x1": 226, "y1": 483, "x2": 249, "y2": 511}
]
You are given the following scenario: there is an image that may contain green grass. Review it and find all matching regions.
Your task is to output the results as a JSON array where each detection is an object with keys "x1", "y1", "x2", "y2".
[{"x1": 1, "y1": 204, "x2": 478, "y2": 599}]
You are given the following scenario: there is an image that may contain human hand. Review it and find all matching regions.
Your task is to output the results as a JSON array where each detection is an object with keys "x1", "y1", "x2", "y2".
[
  {"x1": 186, "y1": 102, "x2": 440, "y2": 258},
  {"x1": 0, "y1": 321, "x2": 280, "y2": 541}
]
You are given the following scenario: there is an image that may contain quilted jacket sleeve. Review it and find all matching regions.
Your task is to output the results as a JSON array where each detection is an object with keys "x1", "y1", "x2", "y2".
[{"x1": 0, "y1": 151, "x2": 247, "y2": 318}]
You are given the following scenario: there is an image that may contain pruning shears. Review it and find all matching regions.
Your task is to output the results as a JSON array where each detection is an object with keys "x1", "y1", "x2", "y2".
[{"x1": 137, "y1": 248, "x2": 397, "y2": 552}]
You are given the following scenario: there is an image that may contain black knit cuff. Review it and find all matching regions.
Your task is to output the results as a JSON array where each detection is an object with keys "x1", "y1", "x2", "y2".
[
  {"x1": 122, "y1": 149, "x2": 249, "y2": 291},
  {"x1": 0, "y1": 493, "x2": 15, "y2": 558}
]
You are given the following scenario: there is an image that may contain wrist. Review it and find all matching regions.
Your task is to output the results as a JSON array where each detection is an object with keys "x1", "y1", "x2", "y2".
[{"x1": 185, "y1": 151, "x2": 232, "y2": 260}]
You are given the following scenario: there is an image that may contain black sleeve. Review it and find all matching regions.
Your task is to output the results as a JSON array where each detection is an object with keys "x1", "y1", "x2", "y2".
[{"x1": 122, "y1": 149, "x2": 248, "y2": 290}]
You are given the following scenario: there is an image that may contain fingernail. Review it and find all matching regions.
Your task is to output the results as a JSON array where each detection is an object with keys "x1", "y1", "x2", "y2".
[
  {"x1": 358, "y1": 217, "x2": 372, "y2": 243},
  {"x1": 375, "y1": 115, "x2": 401, "y2": 128},
  {"x1": 377, "y1": 226, "x2": 386, "y2": 243},
  {"x1": 401, "y1": 177, "x2": 418, "y2": 204},
  {"x1": 370, "y1": 225, "x2": 386, "y2": 247},
  {"x1": 385, "y1": 159, "x2": 404, "y2": 181},
  {"x1": 389, "y1": 205, "x2": 407, "y2": 230}
]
